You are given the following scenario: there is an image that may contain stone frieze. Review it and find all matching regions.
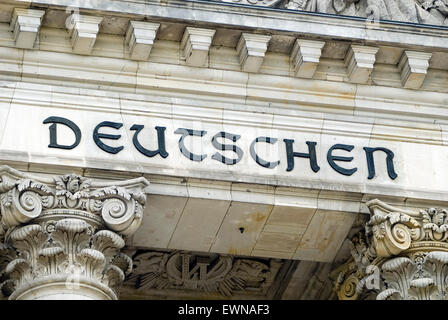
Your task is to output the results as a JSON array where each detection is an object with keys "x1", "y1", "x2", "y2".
[
  {"x1": 125, "y1": 250, "x2": 288, "y2": 298},
  {"x1": 212, "y1": 0, "x2": 448, "y2": 26}
]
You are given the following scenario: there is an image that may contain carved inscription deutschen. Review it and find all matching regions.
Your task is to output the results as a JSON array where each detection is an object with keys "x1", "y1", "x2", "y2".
[{"x1": 43, "y1": 116, "x2": 398, "y2": 180}]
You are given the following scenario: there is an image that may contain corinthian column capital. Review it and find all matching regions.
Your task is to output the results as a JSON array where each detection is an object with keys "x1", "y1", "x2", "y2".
[
  {"x1": 0, "y1": 165, "x2": 149, "y2": 300},
  {"x1": 332, "y1": 199, "x2": 448, "y2": 300}
]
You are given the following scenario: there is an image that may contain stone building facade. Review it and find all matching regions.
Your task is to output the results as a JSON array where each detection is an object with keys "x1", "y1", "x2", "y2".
[{"x1": 0, "y1": 0, "x2": 448, "y2": 300}]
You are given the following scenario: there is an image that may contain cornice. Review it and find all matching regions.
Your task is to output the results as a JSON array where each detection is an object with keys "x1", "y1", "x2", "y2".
[
  {"x1": 11, "y1": 0, "x2": 448, "y2": 50},
  {"x1": 0, "y1": 2, "x2": 447, "y2": 99}
]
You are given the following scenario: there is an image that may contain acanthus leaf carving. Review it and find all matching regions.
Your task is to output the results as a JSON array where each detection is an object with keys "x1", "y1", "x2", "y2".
[
  {"x1": 127, "y1": 250, "x2": 283, "y2": 298},
  {"x1": 91, "y1": 230, "x2": 125, "y2": 262},
  {"x1": 332, "y1": 199, "x2": 448, "y2": 300},
  {"x1": 0, "y1": 165, "x2": 149, "y2": 300},
  {"x1": 1, "y1": 217, "x2": 135, "y2": 300}
]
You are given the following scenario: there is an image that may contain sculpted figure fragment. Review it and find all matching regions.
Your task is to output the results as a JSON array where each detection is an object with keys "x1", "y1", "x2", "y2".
[
  {"x1": 216, "y1": 0, "x2": 448, "y2": 25},
  {"x1": 422, "y1": 0, "x2": 448, "y2": 23},
  {"x1": 291, "y1": 0, "x2": 448, "y2": 25},
  {"x1": 332, "y1": 200, "x2": 448, "y2": 300}
]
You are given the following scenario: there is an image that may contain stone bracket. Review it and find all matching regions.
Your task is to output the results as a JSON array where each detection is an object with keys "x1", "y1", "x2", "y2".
[
  {"x1": 344, "y1": 45, "x2": 379, "y2": 84},
  {"x1": 236, "y1": 33, "x2": 271, "y2": 73},
  {"x1": 125, "y1": 21, "x2": 160, "y2": 61},
  {"x1": 68, "y1": 14, "x2": 103, "y2": 55},
  {"x1": 290, "y1": 39, "x2": 325, "y2": 78},
  {"x1": 10, "y1": 8, "x2": 45, "y2": 49},
  {"x1": 181, "y1": 27, "x2": 216, "y2": 67},
  {"x1": 399, "y1": 51, "x2": 432, "y2": 89}
]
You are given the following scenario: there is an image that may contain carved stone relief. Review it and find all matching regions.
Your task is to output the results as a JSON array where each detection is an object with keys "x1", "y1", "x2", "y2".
[
  {"x1": 332, "y1": 199, "x2": 448, "y2": 300},
  {"x1": 212, "y1": 0, "x2": 448, "y2": 26},
  {"x1": 0, "y1": 165, "x2": 149, "y2": 300},
  {"x1": 124, "y1": 250, "x2": 289, "y2": 299}
]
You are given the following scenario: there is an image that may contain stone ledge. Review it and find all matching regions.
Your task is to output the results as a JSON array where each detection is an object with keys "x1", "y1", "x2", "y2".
[
  {"x1": 10, "y1": 0, "x2": 448, "y2": 50},
  {"x1": 1, "y1": 50, "x2": 447, "y2": 126}
]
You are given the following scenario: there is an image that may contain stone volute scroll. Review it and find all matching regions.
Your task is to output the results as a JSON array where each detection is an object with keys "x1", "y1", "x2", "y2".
[
  {"x1": 0, "y1": 165, "x2": 149, "y2": 300},
  {"x1": 332, "y1": 199, "x2": 448, "y2": 300}
]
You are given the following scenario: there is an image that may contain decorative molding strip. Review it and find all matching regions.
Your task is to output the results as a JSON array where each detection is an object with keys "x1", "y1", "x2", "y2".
[
  {"x1": 10, "y1": 8, "x2": 45, "y2": 49},
  {"x1": 68, "y1": 14, "x2": 103, "y2": 55},
  {"x1": 344, "y1": 45, "x2": 379, "y2": 84},
  {"x1": 181, "y1": 27, "x2": 216, "y2": 67},
  {"x1": 290, "y1": 39, "x2": 325, "y2": 79},
  {"x1": 399, "y1": 51, "x2": 433, "y2": 89},
  {"x1": 125, "y1": 21, "x2": 160, "y2": 61},
  {"x1": 236, "y1": 33, "x2": 271, "y2": 73}
]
